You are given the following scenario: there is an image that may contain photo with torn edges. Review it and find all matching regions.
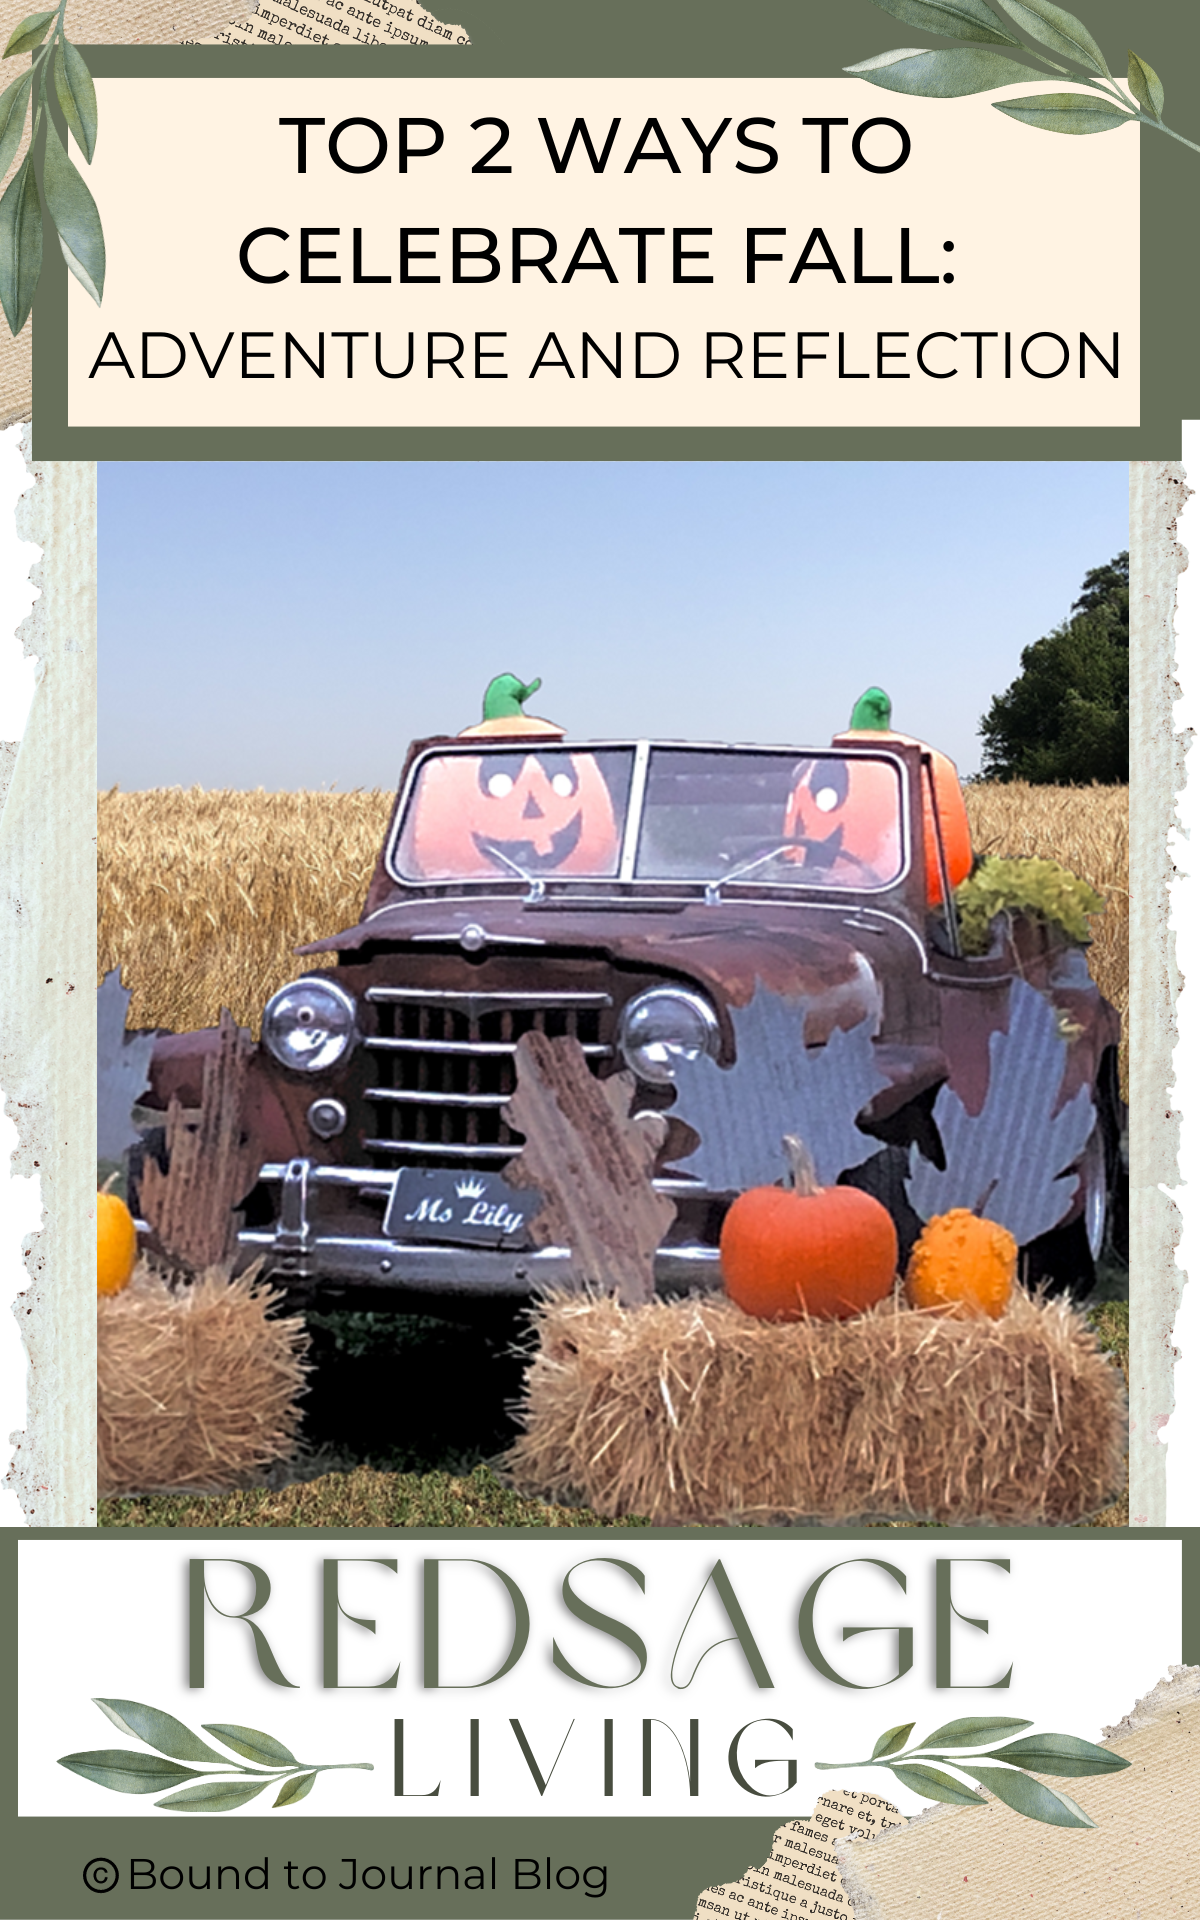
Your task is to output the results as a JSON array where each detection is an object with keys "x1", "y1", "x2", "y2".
[
  {"x1": 694, "y1": 1788, "x2": 906, "y2": 1920},
  {"x1": 94, "y1": 459, "x2": 1131, "y2": 1528}
]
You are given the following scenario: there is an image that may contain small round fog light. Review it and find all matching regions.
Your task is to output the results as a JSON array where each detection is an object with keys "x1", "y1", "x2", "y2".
[{"x1": 308, "y1": 1098, "x2": 347, "y2": 1139}]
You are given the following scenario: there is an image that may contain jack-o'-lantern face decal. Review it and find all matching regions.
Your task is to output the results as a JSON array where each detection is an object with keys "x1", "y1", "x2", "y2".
[
  {"x1": 402, "y1": 750, "x2": 623, "y2": 880},
  {"x1": 783, "y1": 756, "x2": 902, "y2": 886}
]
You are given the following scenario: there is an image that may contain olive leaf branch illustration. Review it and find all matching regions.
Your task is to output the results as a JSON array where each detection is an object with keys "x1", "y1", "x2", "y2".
[
  {"x1": 0, "y1": 0, "x2": 103, "y2": 339},
  {"x1": 58, "y1": 1699, "x2": 373, "y2": 1813},
  {"x1": 849, "y1": 0, "x2": 1199, "y2": 155},
  {"x1": 816, "y1": 1713, "x2": 1130, "y2": 1828}
]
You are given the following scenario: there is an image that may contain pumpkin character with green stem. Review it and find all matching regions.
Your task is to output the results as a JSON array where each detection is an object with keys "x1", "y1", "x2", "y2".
[{"x1": 833, "y1": 686, "x2": 973, "y2": 906}]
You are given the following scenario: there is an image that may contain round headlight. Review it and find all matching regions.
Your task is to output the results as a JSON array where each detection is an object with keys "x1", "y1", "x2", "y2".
[
  {"x1": 263, "y1": 976, "x2": 358, "y2": 1074},
  {"x1": 618, "y1": 987, "x2": 720, "y2": 1086}
]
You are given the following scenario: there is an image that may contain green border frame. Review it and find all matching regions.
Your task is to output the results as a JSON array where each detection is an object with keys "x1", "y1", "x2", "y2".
[
  {"x1": 5, "y1": 1528, "x2": 1196, "y2": 1918},
  {"x1": 29, "y1": 0, "x2": 1200, "y2": 460}
]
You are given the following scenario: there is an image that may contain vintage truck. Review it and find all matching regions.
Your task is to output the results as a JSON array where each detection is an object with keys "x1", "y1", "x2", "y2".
[{"x1": 141, "y1": 719, "x2": 1125, "y2": 1309}]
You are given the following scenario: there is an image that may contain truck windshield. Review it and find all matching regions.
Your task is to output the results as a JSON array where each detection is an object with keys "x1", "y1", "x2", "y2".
[
  {"x1": 636, "y1": 747, "x2": 905, "y2": 890},
  {"x1": 394, "y1": 747, "x2": 636, "y2": 881},
  {"x1": 394, "y1": 744, "x2": 905, "y2": 891}
]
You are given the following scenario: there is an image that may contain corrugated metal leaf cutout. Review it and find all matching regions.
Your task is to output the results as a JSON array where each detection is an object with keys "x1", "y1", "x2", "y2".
[
  {"x1": 669, "y1": 987, "x2": 890, "y2": 1190},
  {"x1": 906, "y1": 978, "x2": 1094, "y2": 1244},
  {"x1": 97, "y1": 967, "x2": 155, "y2": 1162}
]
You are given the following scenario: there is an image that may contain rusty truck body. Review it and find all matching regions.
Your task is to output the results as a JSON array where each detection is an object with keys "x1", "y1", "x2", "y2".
[{"x1": 142, "y1": 733, "x2": 1124, "y2": 1307}]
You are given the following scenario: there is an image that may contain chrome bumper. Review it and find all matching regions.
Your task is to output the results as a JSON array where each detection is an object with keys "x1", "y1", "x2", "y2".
[{"x1": 237, "y1": 1158, "x2": 724, "y2": 1297}]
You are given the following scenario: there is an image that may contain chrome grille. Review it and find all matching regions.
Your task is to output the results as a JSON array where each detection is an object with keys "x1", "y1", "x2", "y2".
[{"x1": 362, "y1": 987, "x2": 613, "y2": 1165}]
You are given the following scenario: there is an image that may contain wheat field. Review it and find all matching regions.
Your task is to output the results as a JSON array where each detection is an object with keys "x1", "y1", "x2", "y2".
[
  {"x1": 99, "y1": 787, "x2": 394, "y2": 1036},
  {"x1": 98, "y1": 782, "x2": 1129, "y2": 1069}
]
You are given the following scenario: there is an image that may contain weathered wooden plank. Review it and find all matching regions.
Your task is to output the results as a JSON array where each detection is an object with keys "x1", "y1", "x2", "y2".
[
  {"x1": 140, "y1": 1010, "x2": 257, "y2": 1272},
  {"x1": 503, "y1": 1031, "x2": 674, "y2": 1305}
]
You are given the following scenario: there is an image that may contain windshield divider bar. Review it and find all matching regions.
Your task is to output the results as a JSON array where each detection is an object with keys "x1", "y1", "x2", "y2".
[{"x1": 617, "y1": 740, "x2": 652, "y2": 882}]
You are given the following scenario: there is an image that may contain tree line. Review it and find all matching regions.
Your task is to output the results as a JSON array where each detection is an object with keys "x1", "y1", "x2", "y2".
[{"x1": 980, "y1": 553, "x2": 1128, "y2": 784}]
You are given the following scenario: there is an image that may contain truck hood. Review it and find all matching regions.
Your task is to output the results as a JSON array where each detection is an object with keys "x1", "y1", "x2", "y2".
[
  {"x1": 151, "y1": 896, "x2": 945, "y2": 1139},
  {"x1": 297, "y1": 895, "x2": 921, "y2": 1017}
]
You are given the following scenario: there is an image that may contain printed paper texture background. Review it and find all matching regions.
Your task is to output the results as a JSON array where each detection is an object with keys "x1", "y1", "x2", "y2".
[{"x1": 695, "y1": 1666, "x2": 1200, "y2": 1920}]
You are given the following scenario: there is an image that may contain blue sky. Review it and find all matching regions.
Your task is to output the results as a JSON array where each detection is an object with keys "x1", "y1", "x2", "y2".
[{"x1": 98, "y1": 461, "x2": 1128, "y2": 789}]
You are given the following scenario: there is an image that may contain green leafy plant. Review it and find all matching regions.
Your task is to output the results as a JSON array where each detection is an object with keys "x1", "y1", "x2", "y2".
[
  {"x1": 848, "y1": 0, "x2": 1198, "y2": 155},
  {"x1": 954, "y1": 854, "x2": 1104, "y2": 955},
  {"x1": 0, "y1": 2, "x2": 102, "y2": 337},
  {"x1": 59, "y1": 1700, "x2": 372, "y2": 1812},
  {"x1": 817, "y1": 1713, "x2": 1129, "y2": 1827}
]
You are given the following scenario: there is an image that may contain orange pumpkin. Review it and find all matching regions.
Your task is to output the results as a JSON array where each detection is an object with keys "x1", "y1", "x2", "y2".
[
  {"x1": 407, "y1": 750, "x2": 620, "y2": 880},
  {"x1": 833, "y1": 728, "x2": 972, "y2": 907},
  {"x1": 97, "y1": 1190, "x2": 138, "y2": 1296},
  {"x1": 720, "y1": 1136, "x2": 898, "y2": 1320},
  {"x1": 782, "y1": 755, "x2": 902, "y2": 886}
]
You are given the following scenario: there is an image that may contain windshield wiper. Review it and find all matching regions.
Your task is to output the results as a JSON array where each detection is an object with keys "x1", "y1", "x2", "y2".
[
  {"x1": 704, "y1": 841, "x2": 800, "y2": 905},
  {"x1": 480, "y1": 841, "x2": 547, "y2": 904}
]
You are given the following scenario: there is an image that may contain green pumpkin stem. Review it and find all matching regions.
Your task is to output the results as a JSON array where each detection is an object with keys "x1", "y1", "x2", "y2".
[
  {"x1": 782, "y1": 1134, "x2": 821, "y2": 1197},
  {"x1": 848, "y1": 686, "x2": 892, "y2": 732},
  {"x1": 482, "y1": 672, "x2": 542, "y2": 720}
]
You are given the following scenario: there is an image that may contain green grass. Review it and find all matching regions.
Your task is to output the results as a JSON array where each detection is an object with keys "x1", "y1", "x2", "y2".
[
  {"x1": 1087, "y1": 1296, "x2": 1129, "y2": 1363},
  {"x1": 98, "y1": 1462, "x2": 649, "y2": 1529}
]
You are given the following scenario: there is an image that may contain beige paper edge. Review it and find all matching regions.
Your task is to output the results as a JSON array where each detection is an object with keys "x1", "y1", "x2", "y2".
[
  {"x1": 1128, "y1": 462, "x2": 1190, "y2": 1524},
  {"x1": 1, "y1": 447, "x2": 96, "y2": 1525},
  {"x1": 836, "y1": 1665, "x2": 1200, "y2": 1918}
]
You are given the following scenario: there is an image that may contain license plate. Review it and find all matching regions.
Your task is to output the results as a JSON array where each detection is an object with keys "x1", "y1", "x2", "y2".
[{"x1": 382, "y1": 1166, "x2": 541, "y2": 1248}]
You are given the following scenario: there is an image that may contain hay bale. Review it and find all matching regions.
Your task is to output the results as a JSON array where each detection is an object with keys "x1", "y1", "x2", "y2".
[
  {"x1": 97, "y1": 1263, "x2": 309, "y2": 1495},
  {"x1": 504, "y1": 1290, "x2": 1127, "y2": 1526}
]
